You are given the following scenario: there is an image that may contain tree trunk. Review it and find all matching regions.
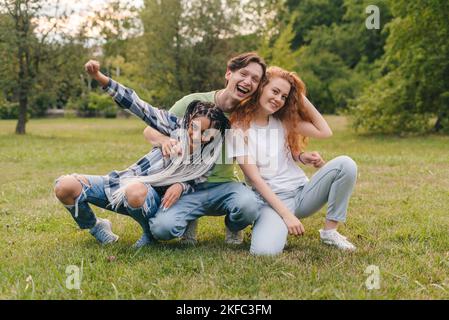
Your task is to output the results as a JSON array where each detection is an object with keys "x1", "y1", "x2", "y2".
[
  {"x1": 15, "y1": 95, "x2": 28, "y2": 134},
  {"x1": 15, "y1": 48, "x2": 29, "y2": 134},
  {"x1": 434, "y1": 109, "x2": 448, "y2": 132},
  {"x1": 15, "y1": 16, "x2": 31, "y2": 135}
]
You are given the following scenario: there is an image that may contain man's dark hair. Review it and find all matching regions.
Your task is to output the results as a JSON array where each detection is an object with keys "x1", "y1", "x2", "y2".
[{"x1": 227, "y1": 52, "x2": 267, "y2": 75}]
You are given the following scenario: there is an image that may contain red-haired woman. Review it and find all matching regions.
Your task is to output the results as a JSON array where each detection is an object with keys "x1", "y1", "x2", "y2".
[{"x1": 228, "y1": 66, "x2": 358, "y2": 255}]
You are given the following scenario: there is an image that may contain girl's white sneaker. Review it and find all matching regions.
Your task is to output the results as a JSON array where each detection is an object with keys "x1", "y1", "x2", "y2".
[{"x1": 319, "y1": 229, "x2": 356, "y2": 251}]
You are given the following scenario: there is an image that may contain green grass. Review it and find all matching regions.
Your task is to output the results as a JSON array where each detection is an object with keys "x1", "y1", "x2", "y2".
[{"x1": 0, "y1": 117, "x2": 448, "y2": 299}]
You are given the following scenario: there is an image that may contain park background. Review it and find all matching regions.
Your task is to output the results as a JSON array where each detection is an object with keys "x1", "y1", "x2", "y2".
[{"x1": 0, "y1": 0, "x2": 448, "y2": 299}]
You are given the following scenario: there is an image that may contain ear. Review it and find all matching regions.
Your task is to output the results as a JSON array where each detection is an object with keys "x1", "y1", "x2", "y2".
[{"x1": 225, "y1": 69, "x2": 232, "y2": 82}]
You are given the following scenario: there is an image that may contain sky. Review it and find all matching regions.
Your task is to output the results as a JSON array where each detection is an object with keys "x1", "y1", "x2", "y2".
[{"x1": 35, "y1": 0, "x2": 144, "y2": 37}]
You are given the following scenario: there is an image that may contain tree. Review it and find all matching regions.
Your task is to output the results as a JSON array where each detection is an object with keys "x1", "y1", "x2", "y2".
[
  {"x1": 138, "y1": 0, "x2": 247, "y2": 108},
  {"x1": 259, "y1": 12, "x2": 300, "y2": 71},
  {"x1": 0, "y1": 0, "x2": 70, "y2": 133},
  {"x1": 351, "y1": 0, "x2": 449, "y2": 134}
]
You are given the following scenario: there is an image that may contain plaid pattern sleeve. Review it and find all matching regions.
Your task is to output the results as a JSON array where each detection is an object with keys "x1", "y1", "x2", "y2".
[{"x1": 103, "y1": 78, "x2": 181, "y2": 136}]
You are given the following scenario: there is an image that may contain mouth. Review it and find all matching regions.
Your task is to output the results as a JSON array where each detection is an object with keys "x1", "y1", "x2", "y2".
[
  {"x1": 236, "y1": 85, "x2": 250, "y2": 96},
  {"x1": 270, "y1": 101, "x2": 280, "y2": 110}
]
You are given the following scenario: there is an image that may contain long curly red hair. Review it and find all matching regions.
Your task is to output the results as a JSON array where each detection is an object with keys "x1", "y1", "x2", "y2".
[{"x1": 230, "y1": 66, "x2": 311, "y2": 155}]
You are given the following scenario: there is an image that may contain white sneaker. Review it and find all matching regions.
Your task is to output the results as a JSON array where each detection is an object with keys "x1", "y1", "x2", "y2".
[
  {"x1": 225, "y1": 227, "x2": 244, "y2": 245},
  {"x1": 89, "y1": 218, "x2": 119, "y2": 245},
  {"x1": 180, "y1": 220, "x2": 198, "y2": 245},
  {"x1": 319, "y1": 229, "x2": 356, "y2": 251}
]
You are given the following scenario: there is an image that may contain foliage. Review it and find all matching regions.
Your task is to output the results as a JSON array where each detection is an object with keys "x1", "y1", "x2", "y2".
[
  {"x1": 0, "y1": 94, "x2": 19, "y2": 119},
  {"x1": 67, "y1": 92, "x2": 117, "y2": 118},
  {"x1": 351, "y1": 0, "x2": 449, "y2": 134},
  {"x1": 0, "y1": 0, "x2": 448, "y2": 135}
]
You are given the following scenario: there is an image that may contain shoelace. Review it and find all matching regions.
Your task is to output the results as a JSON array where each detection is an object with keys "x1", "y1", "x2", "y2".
[{"x1": 96, "y1": 226, "x2": 113, "y2": 241}]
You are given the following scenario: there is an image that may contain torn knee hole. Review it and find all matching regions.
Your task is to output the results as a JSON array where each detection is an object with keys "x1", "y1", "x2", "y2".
[{"x1": 72, "y1": 174, "x2": 91, "y2": 187}]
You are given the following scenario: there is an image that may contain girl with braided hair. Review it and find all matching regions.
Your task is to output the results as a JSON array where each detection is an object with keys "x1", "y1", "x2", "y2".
[{"x1": 54, "y1": 60, "x2": 229, "y2": 248}]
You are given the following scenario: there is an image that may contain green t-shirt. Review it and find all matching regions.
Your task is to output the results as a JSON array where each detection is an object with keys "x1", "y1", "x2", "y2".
[{"x1": 169, "y1": 91, "x2": 241, "y2": 183}]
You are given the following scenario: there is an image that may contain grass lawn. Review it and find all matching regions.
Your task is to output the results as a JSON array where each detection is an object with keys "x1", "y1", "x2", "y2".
[{"x1": 0, "y1": 116, "x2": 448, "y2": 300}]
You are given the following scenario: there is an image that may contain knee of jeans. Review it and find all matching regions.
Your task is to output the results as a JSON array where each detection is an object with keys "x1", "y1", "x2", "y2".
[
  {"x1": 336, "y1": 156, "x2": 358, "y2": 181},
  {"x1": 250, "y1": 241, "x2": 284, "y2": 256},
  {"x1": 150, "y1": 214, "x2": 184, "y2": 240},
  {"x1": 235, "y1": 192, "x2": 260, "y2": 222},
  {"x1": 54, "y1": 175, "x2": 83, "y2": 203},
  {"x1": 124, "y1": 182, "x2": 148, "y2": 209}
]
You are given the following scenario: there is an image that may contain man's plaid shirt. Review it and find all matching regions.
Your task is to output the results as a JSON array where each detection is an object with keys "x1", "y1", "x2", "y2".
[{"x1": 101, "y1": 78, "x2": 198, "y2": 202}]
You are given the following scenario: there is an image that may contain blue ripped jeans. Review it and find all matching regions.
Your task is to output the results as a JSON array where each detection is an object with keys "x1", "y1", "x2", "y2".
[
  {"x1": 55, "y1": 175, "x2": 161, "y2": 234},
  {"x1": 149, "y1": 182, "x2": 262, "y2": 240}
]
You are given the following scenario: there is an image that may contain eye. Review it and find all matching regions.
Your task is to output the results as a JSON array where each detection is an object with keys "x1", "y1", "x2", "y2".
[{"x1": 240, "y1": 71, "x2": 248, "y2": 77}]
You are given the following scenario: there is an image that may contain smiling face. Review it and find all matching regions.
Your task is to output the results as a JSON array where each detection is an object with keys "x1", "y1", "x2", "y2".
[
  {"x1": 258, "y1": 77, "x2": 292, "y2": 116},
  {"x1": 187, "y1": 116, "x2": 216, "y2": 153},
  {"x1": 224, "y1": 62, "x2": 264, "y2": 102}
]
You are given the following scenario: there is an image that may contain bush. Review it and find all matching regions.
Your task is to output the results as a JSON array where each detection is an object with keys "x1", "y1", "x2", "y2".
[
  {"x1": 30, "y1": 92, "x2": 55, "y2": 117},
  {"x1": 349, "y1": 72, "x2": 432, "y2": 135},
  {"x1": 66, "y1": 92, "x2": 118, "y2": 118},
  {"x1": 87, "y1": 92, "x2": 118, "y2": 118},
  {"x1": 0, "y1": 100, "x2": 19, "y2": 119}
]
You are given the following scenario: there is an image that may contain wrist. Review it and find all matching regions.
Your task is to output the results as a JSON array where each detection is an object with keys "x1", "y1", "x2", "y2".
[
  {"x1": 175, "y1": 182, "x2": 185, "y2": 192},
  {"x1": 94, "y1": 73, "x2": 109, "y2": 87},
  {"x1": 298, "y1": 152, "x2": 306, "y2": 164}
]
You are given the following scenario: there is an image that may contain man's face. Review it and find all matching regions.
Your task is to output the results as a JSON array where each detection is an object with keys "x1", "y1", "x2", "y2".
[{"x1": 224, "y1": 62, "x2": 264, "y2": 102}]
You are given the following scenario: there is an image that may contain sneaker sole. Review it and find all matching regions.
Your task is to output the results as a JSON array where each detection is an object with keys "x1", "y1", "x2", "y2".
[{"x1": 321, "y1": 239, "x2": 356, "y2": 251}]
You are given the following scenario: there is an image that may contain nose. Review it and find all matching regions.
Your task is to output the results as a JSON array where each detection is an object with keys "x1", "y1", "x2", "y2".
[
  {"x1": 241, "y1": 78, "x2": 251, "y2": 87},
  {"x1": 274, "y1": 96, "x2": 283, "y2": 106}
]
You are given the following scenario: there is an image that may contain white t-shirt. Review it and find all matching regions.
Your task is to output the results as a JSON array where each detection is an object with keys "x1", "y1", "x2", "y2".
[{"x1": 226, "y1": 116, "x2": 309, "y2": 194}]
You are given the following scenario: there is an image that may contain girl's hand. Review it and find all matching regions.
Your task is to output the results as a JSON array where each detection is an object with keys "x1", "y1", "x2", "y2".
[
  {"x1": 161, "y1": 137, "x2": 181, "y2": 158},
  {"x1": 298, "y1": 151, "x2": 325, "y2": 168},
  {"x1": 282, "y1": 214, "x2": 305, "y2": 236},
  {"x1": 161, "y1": 183, "x2": 183, "y2": 209}
]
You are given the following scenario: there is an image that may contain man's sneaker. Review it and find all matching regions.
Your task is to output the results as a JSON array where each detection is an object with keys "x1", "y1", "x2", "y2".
[
  {"x1": 180, "y1": 220, "x2": 198, "y2": 245},
  {"x1": 319, "y1": 229, "x2": 356, "y2": 251},
  {"x1": 225, "y1": 227, "x2": 244, "y2": 245},
  {"x1": 89, "y1": 218, "x2": 119, "y2": 245},
  {"x1": 133, "y1": 232, "x2": 153, "y2": 249}
]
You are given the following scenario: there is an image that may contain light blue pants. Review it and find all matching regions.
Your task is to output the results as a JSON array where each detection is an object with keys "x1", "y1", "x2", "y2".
[
  {"x1": 250, "y1": 156, "x2": 358, "y2": 256},
  {"x1": 149, "y1": 182, "x2": 262, "y2": 240}
]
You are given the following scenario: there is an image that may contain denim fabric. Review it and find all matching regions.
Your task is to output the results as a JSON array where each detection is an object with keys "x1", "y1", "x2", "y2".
[
  {"x1": 250, "y1": 156, "x2": 358, "y2": 256},
  {"x1": 56, "y1": 174, "x2": 161, "y2": 233},
  {"x1": 149, "y1": 182, "x2": 262, "y2": 240}
]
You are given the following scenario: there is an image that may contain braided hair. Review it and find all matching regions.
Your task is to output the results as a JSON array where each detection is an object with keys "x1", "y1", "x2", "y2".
[
  {"x1": 183, "y1": 100, "x2": 230, "y2": 136},
  {"x1": 110, "y1": 100, "x2": 229, "y2": 208}
]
